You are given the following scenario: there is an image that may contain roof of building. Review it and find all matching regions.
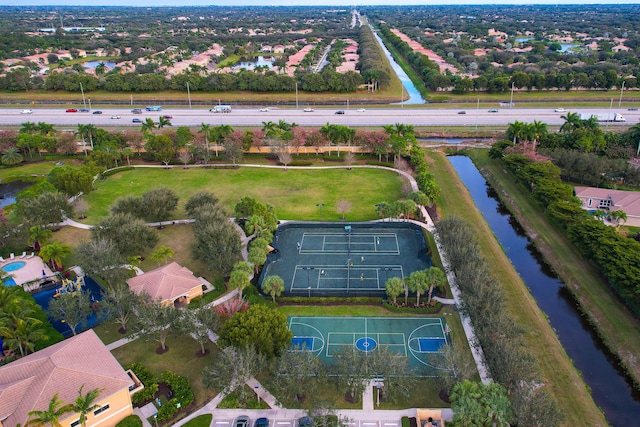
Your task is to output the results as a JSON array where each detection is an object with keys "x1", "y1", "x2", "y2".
[
  {"x1": 0, "y1": 330, "x2": 132, "y2": 427},
  {"x1": 575, "y1": 186, "x2": 640, "y2": 217},
  {"x1": 126, "y1": 262, "x2": 203, "y2": 302}
]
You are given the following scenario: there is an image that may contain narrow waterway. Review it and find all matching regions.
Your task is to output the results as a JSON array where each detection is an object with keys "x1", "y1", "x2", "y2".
[
  {"x1": 448, "y1": 155, "x2": 640, "y2": 427},
  {"x1": 371, "y1": 28, "x2": 425, "y2": 105}
]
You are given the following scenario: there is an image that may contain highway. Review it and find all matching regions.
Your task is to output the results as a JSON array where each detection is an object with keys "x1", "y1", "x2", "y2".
[{"x1": 2, "y1": 107, "x2": 635, "y2": 128}]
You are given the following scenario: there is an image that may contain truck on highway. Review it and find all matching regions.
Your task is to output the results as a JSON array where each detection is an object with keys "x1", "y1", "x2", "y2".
[
  {"x1": 145, "y1": 106, "x2": 162, "y2": 112},
  {"x1": 579, "y1": 113, "x2": 626, "y2": 122},
  {"x1": 210, "y1": 105, "x2": 232, "y2": 113}
]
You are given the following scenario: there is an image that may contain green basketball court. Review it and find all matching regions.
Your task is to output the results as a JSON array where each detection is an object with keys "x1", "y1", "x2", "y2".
[{"x1": 288, "y1": 316, "x2": 450, "y2": 375}]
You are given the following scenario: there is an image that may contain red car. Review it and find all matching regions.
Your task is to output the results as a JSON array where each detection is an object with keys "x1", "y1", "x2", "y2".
[
  {"x1": 162, "y1": 115, "x2": 173, "y2": 119},
  {"x1": 66, "y1": 108, "x2": 78, "y2": 113}
]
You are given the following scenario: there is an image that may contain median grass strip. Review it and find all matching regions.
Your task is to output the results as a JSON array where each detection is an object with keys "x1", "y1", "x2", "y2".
[
  {"x1": 470, "y1": 149, "x2": 640, "y2": 388},
  {"x1": 426, "y1": 150, "x2": 607, "y2": 426},
  {"x1": 82, "y1": 166, "x2": 406, "y2": 224}
]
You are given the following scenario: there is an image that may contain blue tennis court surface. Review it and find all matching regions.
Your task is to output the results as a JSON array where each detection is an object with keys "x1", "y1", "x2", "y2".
[
  {"x1": 288, "y1": 316, "x2": 450, "y2": 375},
  {"x1": 261, "y1": 222, "x2": 431, "y2": 297}
]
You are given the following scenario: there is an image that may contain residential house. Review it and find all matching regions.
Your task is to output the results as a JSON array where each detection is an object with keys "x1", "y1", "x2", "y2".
[
  {"x1": 574, "y1": 186, "x2": 640, "y2": 226},
  {"x1": 0, "y1": 330, "x2": 142, "y2": 427},
  {"x1": 126, "y1": 262, "x2": 206, "y2": 307}
]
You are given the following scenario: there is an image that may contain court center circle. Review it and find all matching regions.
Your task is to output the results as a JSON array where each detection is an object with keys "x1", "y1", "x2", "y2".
[{"x1": 355, "y1": 337, "x2": 377, "y2": 352}]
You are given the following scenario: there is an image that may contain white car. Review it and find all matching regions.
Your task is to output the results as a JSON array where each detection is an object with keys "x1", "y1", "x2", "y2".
[
  {"x1": 110, "y1": 115, "x2": 121, "y2": 119},
  {"x1": 20, "y1": 109, "x2": 33, "y2": 114},
  {"x1": 554, "y1": 108, "x2": 566, "y2": 112},
  {"x1": 357, "y1": 108, "x2": 366, "y2": 112},
  {"x1": 303, "y1": 108, "x2": 314, "y2": 112},
  {"x1": 259, "y1": 107, "x2": 269, "y2": 112}
]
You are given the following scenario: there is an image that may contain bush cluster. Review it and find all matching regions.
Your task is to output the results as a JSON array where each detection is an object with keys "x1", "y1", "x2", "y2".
[
  {"x1": 127, "y1": 363, "x2": 159, "y2": 405},
  {"x1": 436, "y1": 216, "x2": 563, "y2": 426}
]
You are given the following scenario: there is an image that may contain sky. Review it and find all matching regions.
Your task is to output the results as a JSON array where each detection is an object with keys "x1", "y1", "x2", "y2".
[{"x1": 1, "y1": 0, "x2": 639, "y2": 6}]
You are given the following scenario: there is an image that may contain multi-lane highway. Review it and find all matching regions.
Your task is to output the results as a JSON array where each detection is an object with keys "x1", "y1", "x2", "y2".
[{"x1": 1, "y1": 107, "x2": 635, "y2": 128}]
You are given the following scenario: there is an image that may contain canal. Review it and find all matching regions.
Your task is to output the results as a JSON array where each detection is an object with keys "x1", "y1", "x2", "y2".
[{"x1": 448, "y1": 155, "x2": 640, "y2": 426}]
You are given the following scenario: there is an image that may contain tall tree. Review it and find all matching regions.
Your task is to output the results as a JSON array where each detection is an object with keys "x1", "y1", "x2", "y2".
[
  {"x1": 425, "y1": 267, "x2": 447, "y2": 305},
  {"x1": 407, "y1": 269, "x2": 429, "y2": 306},
  {"x1": 385, "y1": 277, "x2": 405, "y2": 305},
  {"x1": 134, "y1": 299, "x2": 180, "y2": 352},
  {"x1": 141, "y1": 186, "x2": 179, "y2": 227},
  {"x1": 28, "y1": 225, "x2": 53, "y2": 252},
  {"x1": 261, "y1": 275, "x2": 285, "y2": 303},
  {"x1": 203, "y1": 345, "x2": 267, "y2": 402},
  {"x1": 47, "y1": 291, "x2": 93, "y2": 336},
  {"x1": 39, "y1": 242, "x2": 72, "y2": 271},
  {"x1": 198, "y1": 123, "x2": 212, "y2": 164},
  {"x1": 25, "y1": 393, "x2": 72, "y2": 427},
  {"x1": 70, "y1": 386, "x2": 103, "y2": 427},
  {"x1": 75, "y1": 239, "x2": 128, "y2": 287}
]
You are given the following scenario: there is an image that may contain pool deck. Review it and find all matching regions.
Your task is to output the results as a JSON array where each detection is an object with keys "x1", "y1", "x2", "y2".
[{"x1": 1, "y1": 255, "x2": 55, "y2": 288}]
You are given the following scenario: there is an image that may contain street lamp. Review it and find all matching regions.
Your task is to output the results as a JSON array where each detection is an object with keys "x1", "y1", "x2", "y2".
[
  {"x1": 80, "y1": 82, "x2": 86, "y2": 109},
  {"x1": 316, "y1": 203, "x2": 325, "y2": 221},
  {"x1": 509, "y1": 82, "x2": 515, "y2": 107},
  {"x1": 619, "y1": 80, "x2": 626, "y2": 109}
]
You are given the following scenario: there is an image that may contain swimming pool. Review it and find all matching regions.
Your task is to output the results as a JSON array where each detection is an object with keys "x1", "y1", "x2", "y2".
[
  {"x1": 1, "y1": 261, "x2": 26, "y2": 272},
  {"x1": 2, "y1": 277, "x2": 17, "y2": 286}
]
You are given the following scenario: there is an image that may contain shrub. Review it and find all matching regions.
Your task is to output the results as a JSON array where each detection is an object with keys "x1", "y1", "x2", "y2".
[
  {"x1": 401, "y1": 416, "x2": 410, "y2": 427},
  {"x1": 132, "y1": 383, "x2": 158, "y2": 406},
  {"x1": 116, "y1": 415, "x2": 143, "y2": 427},
  {"x1": 156, "y1": 397, "x2": 180, "y2": 423},
  {"x1": 160, "y1": 371, "x2": 194, "y2": 407}
]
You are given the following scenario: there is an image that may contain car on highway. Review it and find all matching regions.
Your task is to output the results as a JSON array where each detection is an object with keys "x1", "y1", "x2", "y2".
[
  {"x1": 303, "y1": 108, "x2": 314, "y2": 112},
  {"x1": 66, "y1": 108, "x2": 78, "y2": 113},
  {"x1": 131, "y1": 108, "x2": 143, "y2": 114},
  {"x1": 162, "y1": 115, "x2": 173, "y2": 119},
  {"x1": 458, "y1": 110, "x2": 466, "y2": 114},
  {"x1": 335, "y1": 110, "x2": 345, "y2": 115},
  {"x1": 357, "y1": 108, "x2": 366, "y2": 112},
  {"x1": 110, "y1": 115, "x2": 121, "y2": 119},
  {"x1": 488, "y1": 108, "x2": 498, "y2": 113},
  {"x1": 92, "y1": 110, "x2": 103, "y2": 114},
  {"x1": 254, "y1": 418, "x2": 269, "y2": 427},
  {"x1": 554, "y1": 107, "x2": 566, "y2": 112},
  {"x1": 628, "y1": 107, "x2": 638, "y2": 111},
  {"x1": 132, "y1": 118, "x2": 142, "y2": 123},
  {"x1": 20, "y1": 109, "x2": 33, "y2": 114},
  {"x1": 234, "y1": 416, "x2": 250, "y2": 427},
  {"x1": 259, "y1": 107, "x2": 269, "y2": 112},
  {"x1": 79, "y1": 108, "x2": 90, "y2": 113}
]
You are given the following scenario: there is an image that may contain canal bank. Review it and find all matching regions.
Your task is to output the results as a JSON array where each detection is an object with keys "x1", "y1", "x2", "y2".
[{"x1": 426, "y1": 149, "x2": 607, "y2": 426}]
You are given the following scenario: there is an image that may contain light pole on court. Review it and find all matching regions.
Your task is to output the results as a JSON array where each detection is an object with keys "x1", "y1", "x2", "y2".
[{"x1": 316, "y1": 203, "x2": 325, "y2": 221}]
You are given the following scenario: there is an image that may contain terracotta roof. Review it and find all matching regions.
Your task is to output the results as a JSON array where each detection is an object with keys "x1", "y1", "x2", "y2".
[
  {"x1": 127, "y1": 262, "x2": 202, "y2": 303},
  {"x1": 0, "y1": 330, "x2": 133, "y2": 427},
  {"x1": 575, "y1": 186, "x2": 640, "y2": 217}
]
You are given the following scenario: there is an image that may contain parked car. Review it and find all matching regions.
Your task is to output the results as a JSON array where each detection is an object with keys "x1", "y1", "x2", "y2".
[
  {"x1": 110, "y1": 115, "x2": 121, "y2": 119},
  {"x1": 79, "y1": 108, "x2": 90, "y2": 113},
  {"x1": 259, "y1": 107, "x2": 269, "y2": 112},
  {"x1": 488, "y1": 108, "x2": 498, "y2": 113},
  {"x1": 234, "y1": 416, "x2": 250, "y2": 427},
  {"x1": 458, "y1": 110, "x2": 466, "y2": 114},
  {"x1": 20, "y1": 109, "x2": 33, "y2": 114},
  {"x1": 298, "y1": 417, "x2": 313, "y2": 427},
  {"x1": 92, "y1": 110, "x2": 103, "y2": 114},
  {"x1": 66, "y1": 108, "x2": 78, "y2": 113},
  {"x1": 132, "y1": 118, "x2": 142, "y2": 123},
  {"x1": 254, "y1": 418, "x2": 269, "y2": 427},
  {"x1": 554, "y1": 107, "x2": 566, "y2": 112},
  {"x1": 335, "y1": 110, "x2": 345, "y2": 115},
  {"x1": 303, "y1": 108, "x2": 314, "y2": 112}
]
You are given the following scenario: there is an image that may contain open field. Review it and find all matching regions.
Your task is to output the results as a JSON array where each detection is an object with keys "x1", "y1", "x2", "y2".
[
  {"x1": 426, "y1": 149, "x2": 607, "y2": 426},
  {"x1": 82, "y1": 167, "x2": 406, "y2": 224}
]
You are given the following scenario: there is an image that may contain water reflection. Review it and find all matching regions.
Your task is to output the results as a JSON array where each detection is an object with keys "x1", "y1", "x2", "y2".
[{"x1": 448, "y1": 155, "x2": 640, "y2": 426}]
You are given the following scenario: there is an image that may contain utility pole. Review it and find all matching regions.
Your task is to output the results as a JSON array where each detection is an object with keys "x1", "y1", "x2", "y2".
[{"x1": 80, "y1": 82, "x2": 86, "y2": 109}]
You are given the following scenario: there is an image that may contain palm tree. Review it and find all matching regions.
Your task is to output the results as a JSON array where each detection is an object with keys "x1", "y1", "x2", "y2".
[
  {"x1": 25, "y1": 393, "x2": 72, "y2": 427},
  {"x1": 70, "y1": 386, "x2": 103, "y2": 427},
  {"x1": 76, "y1": 124, "x2": 98, "y2": 153},
  {"x1": 385, "y1": 277, "x2": 405, "y2": 305},
  {"x1": 141, "y1": 118, "x2": 157, "y2": 134},
  {"x1": 39, "y1": 242, "x2": 72, "y2": 271},
  {"x1": 261, "y1": 121, "x2": 278, "y2": 140},
  {"x1": 1, "y1": 316, "x2": 45, "y2": 356},
  {"x1": 407, "y1": 269, "x2": 429, "y2": 307},
  {"x1": 36, "y1": 122, "x2": 55, "y2": 136},
  {"x1": 425, "y1": 266, "x2": 447, "y2": 305},
  {"x1": 199, "y1": 123, "x2": 211, "y2": 164},
  {"x1": 560, "y1": 112, "x2": 581, "y2": 133},
  {"x1": 29, "y1": 225, "x2": 53, "y2": 252},
  {"x1": 529, "y1": 119, "x2": 548, "y2": 144},
  {"x1": 609, "y1": 210, "x2": 627, "y2": 230},
  {"x1": 150, "y1": 245, "x2": 175, "y2": 265},
  {"x1": 2, "y1": 147, "x2": 24, "y2": 165},
  {"x1": 211, "y1": 124, "x2": 233, "y2": 157},
  {"x1": 506, "y1": 120, "x2": 527, "y2": 144},
  {"x1": 158, "y1": 116, "x2": 172, "y2": 128},
  {"x1": 20, "y1": 121, "x2": 38, "y2": 135}
]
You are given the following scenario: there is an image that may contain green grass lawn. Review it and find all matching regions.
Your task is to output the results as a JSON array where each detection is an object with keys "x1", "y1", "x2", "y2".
[
  {"x1": 82, "y1": 167, "x2": 406, "y2": 224},
  {"x1": 427, "y1": 149, "x2": 607, "y2": 426},
  {"x1": 110, "y1": 334, "x2": 218, "y2": 407},
  {"x1": 181, "y1": 414, "x2": 212, "y2": 427}
]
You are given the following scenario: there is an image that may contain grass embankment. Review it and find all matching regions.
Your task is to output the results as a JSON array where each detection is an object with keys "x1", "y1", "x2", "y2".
[
  {"x1": 469, "y1": 149, "x2": 640, "y2": 388},
  {"x1": 426, "y1": 150, "x2": 607, "y2": 426},
  {"x1": 82, "y1": 166, "x2": 406, "y2": 224}
]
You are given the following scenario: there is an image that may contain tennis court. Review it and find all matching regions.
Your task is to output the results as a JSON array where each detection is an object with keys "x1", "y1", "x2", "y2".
[
  {"x1": 260, "y1": 222, "x2": 431, "y2": 297},
  {"x1": 288, "y1": 316, "x2": 450, "y2": 374}
]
